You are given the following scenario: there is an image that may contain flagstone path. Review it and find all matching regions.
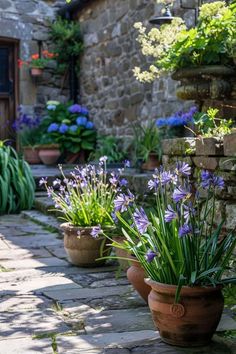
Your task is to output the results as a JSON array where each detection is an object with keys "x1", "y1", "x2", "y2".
[{"x1": 0, "y1": 214, "x2": 236, "y2": 354}]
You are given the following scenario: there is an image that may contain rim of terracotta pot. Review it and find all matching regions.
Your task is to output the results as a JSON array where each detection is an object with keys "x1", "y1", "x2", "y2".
[
  {"x1": 38, "y1": 144, "x2": 60, "y2": 149},
  {"x1": 145, "y1": 278, "x2": 222, "y2": 296},
  {"x1": 60, "y1": 222, "x2": 115, "y2": 235}
]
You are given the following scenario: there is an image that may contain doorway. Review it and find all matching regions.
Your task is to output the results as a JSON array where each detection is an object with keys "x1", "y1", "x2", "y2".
[{"x1": 0, "y1": 38, "x2": 19, "y2": 142}]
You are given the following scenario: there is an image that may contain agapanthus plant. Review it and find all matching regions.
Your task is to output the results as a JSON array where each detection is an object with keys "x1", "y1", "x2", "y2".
[
  {"x1": 112, "y1": 162, "x2": 236, "y2": 301},
  {"x1": 40, "y1": 157, "x2": 129, "y2": 231}
]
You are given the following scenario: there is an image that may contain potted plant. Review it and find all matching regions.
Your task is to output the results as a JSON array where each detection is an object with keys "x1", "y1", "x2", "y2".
[
  {"x1": 40, "y1": 157, "x2": 128, "y2": 267},
  {"x1": 0, "y1": 140, "x2": 35, "y2": 214},
  {"x1": 18, "y1": 50, "x2": 57, "y2": 77},
  {"x1": 132, "y1": 121, "x2": 162, "y2": 171},
  {"x1": 38, "y1": 101, "x2": 96, "y2": 164},
  {"x1": 113, "y1": 162, "x2": 236, "y2": 347},
  {"x1": 134, "y1": 2, "x2": 236, "y2": 100}
]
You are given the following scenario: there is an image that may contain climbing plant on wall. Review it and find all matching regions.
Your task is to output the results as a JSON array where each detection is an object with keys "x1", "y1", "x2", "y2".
[{"x1": 50, "y1": 17, "x2": 83, "y2": 75}]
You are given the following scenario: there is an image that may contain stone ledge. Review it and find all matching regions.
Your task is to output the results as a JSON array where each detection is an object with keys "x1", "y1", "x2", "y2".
[{"x1": 161, "y1": 138, "x2": 196, "y2": 156}]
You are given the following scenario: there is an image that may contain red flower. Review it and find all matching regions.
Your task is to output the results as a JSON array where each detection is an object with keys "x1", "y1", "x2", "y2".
[{"x1": 31, "y1": 53, "x2": 39, "y2": 60}]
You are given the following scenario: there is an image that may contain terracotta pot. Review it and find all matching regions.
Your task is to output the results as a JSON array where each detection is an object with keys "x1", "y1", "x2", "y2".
[
  {"x1": 141, "y1": 153, "x2": 161, "y2": 171},
  {"x1": 38, "y1": 146, "x2": 60, "y2": 165},
  {"x1": 127, "y1": 258, "x2": 151, "y2": 303},
  {"x1": 30, "y1": 67, "x2": 43, "y2": 77},
  {"x1": 145, "y1": 279, "x2": 224, "y2": 347},
  {"x1": 112, "y1": 236, "x2": 131, "y2": 270},
  {"x1": 60, "y1": 223, "x2": 112, "y2": 267},
  {"x1": 23, "y1": 147, "x2": 41, "y2": 164}
]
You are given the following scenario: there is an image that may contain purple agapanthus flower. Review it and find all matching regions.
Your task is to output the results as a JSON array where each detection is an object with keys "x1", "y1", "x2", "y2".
[
  {"x1": 111, "y1": 212, "x2": 118, "y2": 224},
  {"x1": 201, "y1": 171, "x2": 224, "y2": 190},
  {"x1": 160, "y1": 171, "x2": 173, "y2": 186},
  {"x1": 47, "y1": 123, "x2": 59, "y2": 133},
  {"x1": 99, "y1": 156, "x2": 108, "y2": 165},
  {"x1": 176, "y1": 161, "x2": 191, "y2": 177},
  {"x1": 119, "y1": 178, "x2": 128, "y2": 187},
  {"x1": 173, "y1": 186, "x2": 190, "y2": 203},
  {"x1": 76, "y1": 116, "x2": 88, "y2": 126},
  {"x1": 145, "y1": 249, "x2": 157, "y2": 263},
  {"x1": 148, "y1": 178, "x2": 159, "y2": 191},
  {"x1": 133, "y1": 207, "x2": 150, "y2": 234},
  {"x1": 164, "y1": 205, "x2": 177, "y2": 222},
  {"x1": 91, "y1": 225, "x2": 102, "y2": 238},
  {"x1": 114, "y1": 191, "x2": 134, "y2": 213},
  {"x1": 179, "y1": 224, "x2": 192, "y2": 238},
  {"x1": 124, "y1": 160, "x2": 131, "y2": 168},
  {"x1": 212, "y1": 175, "x2": 224, "y2": 189},
  {"x1": 53, "y1": 178, "x2": 61, "y2": 187},
  {"x1": 68, "y1": 104, "x2": 82, "y2": 114},
  {"x1": 39, "y1": 177, "x2": 47, "y2": 186},
  {"x1": 59, "y1": 123, "x2": 69, "y2": 134},
  {"x1": 183, "y1": 203, "x2": 196, "y2": 221},
  {"x1": 109, "y1": 175, "x2": 118, "y2": 186}
]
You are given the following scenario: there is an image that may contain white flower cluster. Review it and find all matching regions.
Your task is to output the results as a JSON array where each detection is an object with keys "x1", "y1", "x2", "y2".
[{"x1": 133, "y1": 18, "x2": 186, "y2": 82}]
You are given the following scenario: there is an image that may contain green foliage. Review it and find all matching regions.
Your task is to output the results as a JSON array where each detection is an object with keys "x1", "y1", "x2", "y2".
[
  {"x1": 132, "y1": 121, "x2": 162, "y2": 163},
  {"x1": 19, "y1": 126, "x2": 43, "y2": 148},
  {"x1": 89, "y1": 135, "x2": 127, "y2": 163},
  {"x1": 50, "y1": 17, "x2": 83, "y2": 74},
  {"x1": 193, "y1": 108, "x2": 232, "y2": 138},
  {"x1": 0, "y1": 141, "x2": 35, "y2": 214}
]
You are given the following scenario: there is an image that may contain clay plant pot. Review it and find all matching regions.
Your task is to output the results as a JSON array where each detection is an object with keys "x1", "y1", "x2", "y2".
[
  {"x1": 127, "y1": 258, "x2": 151, "y2": 303},
  {"x1": 30, "y1": 67, "x2": 43, "y2": 77},
  {"x1": 23, "y1": 146, "x2": 41, "y2": 164},
  {"x1": 60, "y1": 223, "x2": 112, "y2": 267},
  {"x1": 112, "y1": 236, "x2": 132, "y2": 270},
  {"x1": 141, "y1": 153, "x2": 161, "y2": 171},
  {"x1": 145, "y1": 279, "x2": 224, "y2": 347},
  {"x1": 38, "y1": 145, "x2": 61, "y2": 165}
]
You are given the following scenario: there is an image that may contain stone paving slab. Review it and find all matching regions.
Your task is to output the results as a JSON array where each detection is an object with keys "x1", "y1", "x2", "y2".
[
  {"x1": 22, "y1": 210, "x2": 61, "y2": 233},
  {"x1": 0, "y1": 257, "x2": 68, "y2": 270},
  {"x1": 0, "y1": 309, "x2": 70, "y2": 339},
  {"x1": 0, "y1": 295, "x2": 50, "y2": 312},
  {"x1": 57, "y1": 331, "x2": 159, "y2": 351},
  {"x1": 0, "y1": 337, "x2": 52, "y2": 354},
  {"x1": 1, "y1": 276, "x2": 82, "y2": 295},
  {"x1": 43, "y1": 285, "x2": 133, "y2": 302},
  {"x1": 45, "y1": 245, "x2": 67, "y2": 259},
  {"x1": 3, "y1": 235, "x2": 62, "y2": 249},
  {"x1": 85, "y1": 308, "x2": 153, "y2": 334},
  {"x1": 0, "y1": 239, "x2": 10, "y2": 250},
  {"x1": 0, "y1": 248, "x2": 52, "y2": 260}
]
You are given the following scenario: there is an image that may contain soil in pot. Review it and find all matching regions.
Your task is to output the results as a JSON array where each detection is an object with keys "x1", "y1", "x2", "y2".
[
  {"x1": 61, "y1": 223, "x2": 112, "y2": 267},
  {"x1": 145, "y1": 279, "x2": 224, "y2": 347},
  {"x1": 127, "y1": 258, "x2": 151, "y2": 303}
]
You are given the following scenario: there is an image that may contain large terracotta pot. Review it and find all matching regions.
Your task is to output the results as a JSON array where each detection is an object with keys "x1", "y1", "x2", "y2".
[
  {"x1": 127, "y1": 258, "x2": 151, "y2": 303},
  {"x1": 23, "y1": 146, "x2": 41, "y2": 164},
  {"x1": 112, "y1": 236, "x2": 131, "y2": 270},
  {"x1": 60, "y1": 223, "x2": 112, "y2": 267},
  {"x1": 141, "y1": 153, "x2": 161, "y2": 171},
  {"x1": 38, "y1": 145, "x2": 60, "y2": 165},
  {"x1": 145, "y1": 279, "x2": 224, "y2": 347}
]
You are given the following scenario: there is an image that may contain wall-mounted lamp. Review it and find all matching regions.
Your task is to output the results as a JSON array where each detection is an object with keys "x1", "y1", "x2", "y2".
[{"x1": 149, "y1": 0, "x2": 231, "y2": 26}]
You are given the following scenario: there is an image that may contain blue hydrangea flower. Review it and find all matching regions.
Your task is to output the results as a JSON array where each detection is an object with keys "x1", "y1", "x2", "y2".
[
  {"x1": 80, "y1": 107, "x2": 89, "y2": 116},
  {"x1": 59, "y1": 123, "x2": 69, "y2": 134},
  {"x1": 85, "y1": 121, "x2": 94, "y2": 129},
  {"x1": 69, "y1": 125, "x2": 78, "y2": 132},
  {"x1": 156, "y1": 118, "x2": 167, "y2": 127},
  {"x1": 47, "y1": 104, "x2": 57, "y2": 111},
  {"x1": 47, "y1": 123, "x2": 59, "y2": 133},
  {"x1": 76, "y1": 116, "x2": 88, "y2": 126},
  {"x1": 68, "y1": 104, "x2": 82, "y2": 114},
  {"x1": 133, "y1": 207, "x2": 150, "y2": 234}
]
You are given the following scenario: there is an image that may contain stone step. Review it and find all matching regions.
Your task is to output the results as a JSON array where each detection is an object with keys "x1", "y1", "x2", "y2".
[{"x1": 21, "y1": 210, "x2": 61, "y2": 234}]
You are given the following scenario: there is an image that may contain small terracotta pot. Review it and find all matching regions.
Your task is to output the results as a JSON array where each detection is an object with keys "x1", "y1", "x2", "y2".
[
  {"x1": 38, "y1": 147, "x2": 60, "y2": 165},
  {"x1": 141, "y1": 153, "x2": 160, "y2": 171},
  {"x1": 30, "y1": 67, "x2": 43, "y2": 76},
  {"x1": 112, "y1": 236, "x2": 131, "y2": 270},
  {"x1": 60, "y1": 223, "x2": 112, "y2": 267},
  {"x1": 127, "y1": 258, "x2": 151, "y2": 303},
  {"x1": 145, "y1": 279, "x2": 224, "y2": 347},
  {"x1": 23, "y1": 147, "x2": 41, "y2": 164}
]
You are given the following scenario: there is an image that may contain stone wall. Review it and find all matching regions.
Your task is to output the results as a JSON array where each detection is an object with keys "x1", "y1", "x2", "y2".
[
  {"x1": 74, "y1": 0, "x2": 197, "y2": 137},
  {"x1": 0, "y1": 0, "x2": 69, "y2": 117}
]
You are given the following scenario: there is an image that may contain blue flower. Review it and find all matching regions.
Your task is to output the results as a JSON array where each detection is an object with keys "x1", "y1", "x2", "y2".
[
  {"x1": 148, "y1": 177, "x2": 159, "y2": 191},
  {"x1": 164, "y1": 205, "x2": 177, "y2": 222},
  {"x1": 176, "y1": 161, "x2": 191, "y2": 177},
  {"x1": 160, "y1": 171, "x2": 173, "y2": 186},
  {"x1": 68, "y1": 104, "x2": 82, "y2": 114},
  {"x1": 47, "y1": 123, "x2": 59, "y2": 133},
  {"x1": 156, "y1": 118, "x2": 167, "y2": 127},
  {"x1": 80, "y1": 107, "x2": 89, "y2": 116},
  {"x1": 47, "y1": 104, "x2": 57, "y2": 111},
  {"x1": 179, "y1": 224, "x2": 192, "y2": 238},
  {"x1": 183, "y1": 203, "x2": 196, "y2": 221},
  {"x1": 124, "y1": 160, "x2": 131, "y2": 168},
  {"x1": 173, "y1": 186, "x2": 190, "y2": 203},
  {"x1": 59, "y1": 123, "x2": 69, "y2": 134},
  {"x1": 76, "y1": 116, "x2": 88, "y2": 126},
  {"x1": 133, "y1": 207, "x2": 150, "y2": 234},
  {"x1": 114, "y1": 190, "x2": 134, "y2": 213},
  {"x1": 69, "y1": 125, "x2": 78, "y2": 132},
  {"x1": 201, "y1": 171, "x2": 224, "y2": 189},
  {"x1": 85, "y1": 121, "x2": 94, "y2": 129},
  {"x1": 91, "y1": 225, "x2": 102, "y2": 238},
  {"x1": 145, "y1": 249, "x2": 157, "y2": 263},
  {"x1": 119, "y1": 178, "x2": 128, "y2": 187}
]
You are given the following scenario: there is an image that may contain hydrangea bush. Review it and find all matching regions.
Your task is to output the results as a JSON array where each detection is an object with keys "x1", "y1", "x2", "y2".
[
  {"x1": 39, "y1": 101, "x2": 96, "y2": 154},
  {"x1": 112, "y1": 162, "x2": 236, "y2": 301}
]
